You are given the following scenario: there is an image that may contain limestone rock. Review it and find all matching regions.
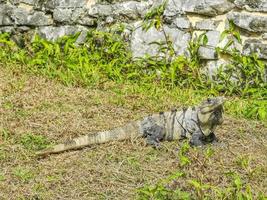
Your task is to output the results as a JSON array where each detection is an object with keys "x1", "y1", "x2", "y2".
[
  {"x1": 28, "y1": 11, "x2": 53, "y2": 26},
  {"x1": 10, "y1": 7, "x2": 52, "y2": 25},
  {"x1": 243, "y1": 39, "x2": 267, "y2": 59},
  {"x1": 205, "y1": 60, "x2": 228, "y2": 78},
  {"x1": 78, "y1": 17, "x2": 96, "y2": 26},
  {"x1": 88, "y1": 1, "x2": 150, "y2": 20},
  {"x1": 112, "y1": 1, "x2": 140, "y2": 20},
  {"x1": 130, "y1": 22, "x2": 165, "y2": 58},
  {"x1": 20, "y1": 0, "x2": 36, "y2": 5},
  {"x1": 198, "y1": 31, "x2": 220, "y2": 60},
  {"x1": 262, "y1": 33, "x2": 267, "y2": 40},
  {"x1": 0, "y1": 26, "x2": 15, "y2": 33},
  {"x1": 48, "y1": 0, "x2": 88, "y2": 8},
  {"x1": 130, "y1": 21, "x2": 190, "y2": 58},
  {"x1": 10, "y1": 7, "x2": 28, "y2": 25},
  {"x1": 218, "y1": 35, "x2": 243, "y2": 51},
  {"x1": 38, "y1": 25, "x2": 88, "y2": 42},
  {"x1": 136, "y1": 0, "x2": 152, "y2": 18},
  {"x1": 234, "y1": 0, "x2": 267, "y2": 12},
  {"x1": 228, "y1": 12, "x2": 267, "y2": 33},
  {"x1": 164, "y1": 25, "x2": 191, "y2": 56},
  {"x1": 195, "y1": 19, "x2": 220, "y2": 31},
  {"x1": 0, "y1": 4, "x2": 14, "y2": 25},
  {"x1": 164, "y1": 0, "x2": 234, "y2": 17},
  {"x1": 72, "y1": 8, "x2": 85, "y2": 22},
  {"x1": 172, "y1": 16, "x2": 191, "y2": 29},
  {"x1": 53, "y1": 8, "x2": 72, "y2": 23},
  {"x1": 88, "y1": 4, "x2": 113, "y2": 17}
]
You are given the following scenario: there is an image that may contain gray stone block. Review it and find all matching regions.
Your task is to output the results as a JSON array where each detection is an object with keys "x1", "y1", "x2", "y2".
[
  {"x1": 28, "y1": 11, "x2": 53, "y2": 26},
  {"x1": 38, "y1": 25, "x2": 88, "y2": 42},
  {"x1": 130, "y1": 21, "x2": 190, "y2": 58},
  {"x1": 20, "y1": 0, "x2": 36, "y2": 5},
  {"x1": 0, "y1": 26, "x2": 15, "y2": 33},
  {"x1": 10, "y1": 7, "x2": 29, "y2": 25},
  {"x1": 234, "y1": 0, "x2": 267, "y2": 12},
  {"x1": 112, "y1": 1, "x2": 140, "y2": 20},
  {"x1": 228, "y1": 12, "x2": 267, "y2": 33},
  {"x1": 198, "y1": 31, "x2": 220, "y2": 60},
  {"x1": 49, "y1": 0, "x2": 88, "y2": 8},
  {"x1": 205, "y1": 60, "x2": 228, "y2": 77},
  {"x1": 195, "y1": 19, "x2": 220, "y2": 31},
  {"x1": 87, "y1": 4, "x2": 113, "y2": 17},
  {"x1": 164, "y1": 25, "x2": 191, "y2": 56},
  {"x1": 172, "y1": 16, "x2": 191, "y2": 29},
  {"x1": 243, "y1": 39, "x2": 267, "y2": 59},
  {"x1": 136, "y1": 0, "x2": 152, "y2": 18},
  {"x1": 10, "y1": 7, "x2": 52, "y2": 26},
  {"x1": 0, "y1": 4, "x2": 14, "y2": 25},
  {"x1": 53, "y1": 8, "x2": 72, "y2": 23},
  {"x1": 164, "y1": 0, "x2": 234, "y2": 17},
  {"x1": 198, "y1": 46, "x2": 218, "y2": 60},
  {"x1": 131, "y1": 22, "x2": 165, "y2": 58}
]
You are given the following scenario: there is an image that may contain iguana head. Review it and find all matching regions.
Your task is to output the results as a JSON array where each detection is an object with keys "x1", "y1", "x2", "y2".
[{"x1": 197, "y1": 97, "x2": 225, "y2": 136}]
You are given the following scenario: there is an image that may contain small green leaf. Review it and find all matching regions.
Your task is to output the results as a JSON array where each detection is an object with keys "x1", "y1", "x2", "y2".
[
  {"x1": 202, "y1": 34, "x2": 208, "y2": 46},
  {"x1": 258, "y1": 106, "x2": 267, "y2": 120}
]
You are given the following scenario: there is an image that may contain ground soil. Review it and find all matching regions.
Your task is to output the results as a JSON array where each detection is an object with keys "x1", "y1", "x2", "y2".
[{"x1": 0, "y1": 67, "x2": 266, "y2": 199}]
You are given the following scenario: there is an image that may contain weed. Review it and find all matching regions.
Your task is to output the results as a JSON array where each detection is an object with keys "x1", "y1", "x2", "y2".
[
  {"x1": 0, "y1": 173, "x2": 5, "y2": 181},
  {"x1": 137, "y1": 171, "x2": 189, "y2": 200},
  {"x1": 142, "y1": 0, "x2": 167, "y2": 31},
  {"x1": 13, "y1": 167, "x2": 34, "y2": 182},
  {"x1": 188, "y1": 179, "x2": 211, "y2": 199},
  {"x1": 178, "y1": 142, "x2": 191, "y2": 167},
  {"x1": 18, "y1": 133, "x2": 51, "y2": 151},
  {"x1": 0, "y1": 129, "x2": 10, "y2": 142},
  {"x1": 0, "y1": 147, "x2": 7, "y2": 161}
]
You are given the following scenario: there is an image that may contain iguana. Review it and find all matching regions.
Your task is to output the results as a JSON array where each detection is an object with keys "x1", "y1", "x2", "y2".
[{"x1": 36, "y1": 97, "x2": 225, "y2": 156}]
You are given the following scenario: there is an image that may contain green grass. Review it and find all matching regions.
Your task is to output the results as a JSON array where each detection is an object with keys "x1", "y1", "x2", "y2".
[
  {"x1": 0, "y1": 31, "x2": 266, "y2": 121},
  {"x1": 13, "y1": 167, "x2": 35, "y2": 183},
  {"x1": 18, "y1": 133, "x2": 51, "y2": 151}
]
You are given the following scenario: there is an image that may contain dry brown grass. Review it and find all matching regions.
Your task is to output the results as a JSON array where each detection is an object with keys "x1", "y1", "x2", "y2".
[{"x1": 0, "y1": 67, "x2": 266, "y2": 199}]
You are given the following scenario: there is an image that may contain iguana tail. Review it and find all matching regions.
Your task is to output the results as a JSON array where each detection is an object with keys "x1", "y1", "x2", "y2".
[{"x1": 36, "y1": 121, "x2": 141, "y2": 156}]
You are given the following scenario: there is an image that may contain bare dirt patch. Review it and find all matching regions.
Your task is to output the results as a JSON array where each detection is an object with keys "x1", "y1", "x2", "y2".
[{"x1": 0, "y1": 67, "x2": 266, "y2": 199}]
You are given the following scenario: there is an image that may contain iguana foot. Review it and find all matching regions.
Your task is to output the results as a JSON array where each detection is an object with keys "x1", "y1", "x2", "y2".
[
  {"x1": 203, "y1": 132, "x2": 218, "y2": 143},
  {"x1": 190, "y1": 134, "x2": 205, "y2": 146}
]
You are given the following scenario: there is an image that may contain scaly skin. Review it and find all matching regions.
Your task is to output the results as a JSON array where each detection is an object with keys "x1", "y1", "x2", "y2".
[{"x1": 36, "y1": 97, "x2": 225, "y2": 156}]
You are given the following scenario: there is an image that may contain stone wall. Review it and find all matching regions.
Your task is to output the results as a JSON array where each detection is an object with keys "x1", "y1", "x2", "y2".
[{"x1": 1, "y1": 0, "x2": 267, "y2": 71}]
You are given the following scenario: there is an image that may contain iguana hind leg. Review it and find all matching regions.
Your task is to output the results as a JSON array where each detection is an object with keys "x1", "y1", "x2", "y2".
[{"x1": 141, "y1": 116, "x2": 165, "y2": 148}]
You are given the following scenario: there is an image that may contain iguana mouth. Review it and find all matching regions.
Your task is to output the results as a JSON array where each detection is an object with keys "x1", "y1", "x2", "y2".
[{"x1": 199, "y1": 97, "x2": 225, "y2": 114}]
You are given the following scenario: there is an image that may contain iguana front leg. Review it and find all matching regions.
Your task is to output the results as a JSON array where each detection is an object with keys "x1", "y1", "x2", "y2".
[
  {"x1": 204, "y1": 132, "x2": 218, "y2": 143},
  {"x1": 190, "y1": 132, "x2": 205, "y2": 146},
  {"x1": 190, "y1": 131, "x2": 218, "y2": 146}
]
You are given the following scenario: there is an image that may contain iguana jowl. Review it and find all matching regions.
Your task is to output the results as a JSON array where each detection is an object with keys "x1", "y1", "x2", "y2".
[{"x1": 36, "y1": 97, "x2": 225, "y2": 156}]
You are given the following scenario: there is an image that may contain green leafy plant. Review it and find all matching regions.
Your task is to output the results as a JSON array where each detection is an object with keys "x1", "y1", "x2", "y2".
[
  {"x1": 0, "y1": 27, "x2": 266, "y2": 120},
  {"x1": 142, "y1": 0, "x2": 167, "y2": 31},
  {"x1": 137, "y1": 171, "x2": 190, "y2": 200}
]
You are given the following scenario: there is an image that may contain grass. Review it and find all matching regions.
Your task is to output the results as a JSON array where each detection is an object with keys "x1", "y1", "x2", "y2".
[
  {"x1": 0, "y1": 66, "x2": 266, "y2": 199},
  {"x1": 0, "y1": 31, "x2": 266, "y2": 121}
]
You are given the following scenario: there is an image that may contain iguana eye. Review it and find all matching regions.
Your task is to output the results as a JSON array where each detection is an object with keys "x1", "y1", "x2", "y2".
[{"x1": 207, "y1": 98, "x2": 211, "y2": 103}]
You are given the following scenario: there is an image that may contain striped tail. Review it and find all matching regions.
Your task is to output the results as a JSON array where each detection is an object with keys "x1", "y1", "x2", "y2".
[{"x1": 36, "y1": 121, "x2": 141, "y2": 156}]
